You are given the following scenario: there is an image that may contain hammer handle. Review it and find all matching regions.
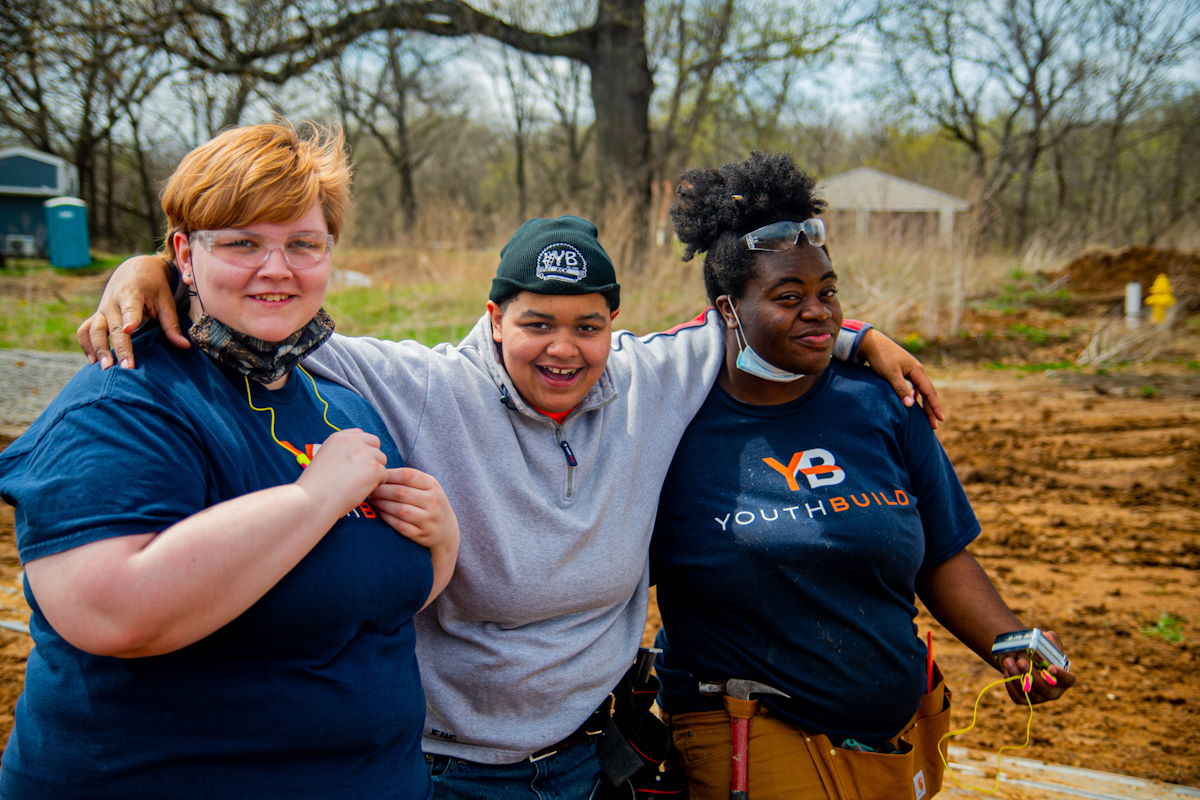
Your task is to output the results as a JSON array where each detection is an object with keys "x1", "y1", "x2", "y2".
[{"x1": 730, "y1": 716, "x2": 750, "y2": 799}]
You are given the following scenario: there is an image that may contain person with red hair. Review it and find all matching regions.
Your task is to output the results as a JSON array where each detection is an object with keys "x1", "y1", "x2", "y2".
[{"x1": 0, "y1": 122, "x2": 457, "y2": 799}]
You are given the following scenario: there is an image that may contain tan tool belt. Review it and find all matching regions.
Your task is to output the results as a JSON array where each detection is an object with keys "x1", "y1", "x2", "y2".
[{"x1": 802, "y1": 665, "x2": 952, "y2": 800}]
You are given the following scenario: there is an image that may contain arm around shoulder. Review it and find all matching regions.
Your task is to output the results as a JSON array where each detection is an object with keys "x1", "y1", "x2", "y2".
[
  {"x1": 78, "y1": 254, "x2": 184, "y2": 369},
  {"x1": 855, "y1": 327, "x2": 944, "y2": 428}
]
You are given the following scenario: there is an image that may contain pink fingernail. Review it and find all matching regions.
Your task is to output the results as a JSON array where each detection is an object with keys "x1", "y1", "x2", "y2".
[
  {"x1": 1041, "y1": 670, "x2": 1057, "y2": 686},
  {"x1": 1022, "y1": 675, "x2": 1033, "y2": 693}
]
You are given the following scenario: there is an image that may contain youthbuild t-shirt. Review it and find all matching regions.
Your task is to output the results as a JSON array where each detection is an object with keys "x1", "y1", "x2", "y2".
[{"x1": 651, "y1": 361, "x2": 979, "y2": 741}]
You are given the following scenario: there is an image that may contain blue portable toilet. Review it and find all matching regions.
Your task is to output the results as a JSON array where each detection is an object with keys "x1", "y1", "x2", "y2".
[{"x1": 44, "y1": 196, "x2": 90, "y2": 268}]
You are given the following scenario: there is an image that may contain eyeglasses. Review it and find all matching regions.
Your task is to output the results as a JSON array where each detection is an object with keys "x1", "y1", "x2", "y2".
[
  {"x1": 190, "y1": 229, "x2": 334, "y2": 270},
  {"x1": 742, "y1": 218, "x2": 826, "y2": 252}
]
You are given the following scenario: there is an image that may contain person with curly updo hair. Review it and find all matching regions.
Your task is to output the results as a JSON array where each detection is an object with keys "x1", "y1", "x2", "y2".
[{"x1": 649, "y1": 152, "x2": 1074, "y2": 800}]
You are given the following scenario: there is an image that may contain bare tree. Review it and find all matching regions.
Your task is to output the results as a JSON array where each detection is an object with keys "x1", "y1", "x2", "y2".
[
  {"x1": 497, "y1": 48, "x2": 537, "y2": 221},
  {"x1": 874, "y1": 0, "x2": 1098, "y2": 246},
  {"x1": 125, "y1": 110, "x2": 163, "y2": 248},
  {"x1": 132, "y1": 0, "x2": 648, "y2": 253},
  {"x1": 874, "y1": 0, "x2": 1199, "y2": 247},
  {"x1": 117, "y1": 0, "x2": 867, "y2": 262},
  {"x1": 526, "y1": 56, "x2": 593, "y2": 207},
  {"x1": 647, "y1": 0, "x2": 845, "y2": 186},
  {"x1": 1080, "y1": 0, "x2": 1197, "y2": 235},
  {"x1": 493, "y1": 42, "x2": 594, "y2": 219},
  {"x1": 327, "y1": 31, "x2": 463, "y2": 238},
  {"x1": 0, "y1": 0, "x2": 173, "y2": 236}
]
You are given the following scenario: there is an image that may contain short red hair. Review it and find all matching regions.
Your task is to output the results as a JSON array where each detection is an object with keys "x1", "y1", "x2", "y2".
[{"x1": 161, "y1": 121, "x2": 351, "y2": 261}]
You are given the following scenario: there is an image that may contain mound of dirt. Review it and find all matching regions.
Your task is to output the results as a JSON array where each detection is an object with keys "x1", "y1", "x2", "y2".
[{"x1": 1049, "y1": 246, "x2": 1200, "y2": 312}]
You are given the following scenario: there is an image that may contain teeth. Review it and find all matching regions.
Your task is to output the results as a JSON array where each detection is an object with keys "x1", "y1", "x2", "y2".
[
  {"x1": 255, "y1": 294, "x2": 290, "y2": 301},
  {"x1": 544, "y1": 366, "x2": 579, "y2": 375}
]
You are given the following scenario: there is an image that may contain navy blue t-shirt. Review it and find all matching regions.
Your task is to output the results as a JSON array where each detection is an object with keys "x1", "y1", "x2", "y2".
[
  {"x1": 0, "y1": 326, "x2": 433, "y2": 800},
  {"x1": 650, "y1": 361, "x2": 979, "y2": 741}
]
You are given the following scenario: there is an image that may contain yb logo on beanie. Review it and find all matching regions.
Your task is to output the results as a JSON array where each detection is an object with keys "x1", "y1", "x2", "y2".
[
  {"x1": 490, "y1": 215, "x2": 621, "y2": 310},
  {"x1": 536, "y1": 243, "x2": 588, "y2": 284}
]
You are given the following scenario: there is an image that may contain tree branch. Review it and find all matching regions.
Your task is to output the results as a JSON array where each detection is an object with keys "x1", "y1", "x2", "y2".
[{"x1": 163, "y1": 0, "x2": 594, "y2": 83}]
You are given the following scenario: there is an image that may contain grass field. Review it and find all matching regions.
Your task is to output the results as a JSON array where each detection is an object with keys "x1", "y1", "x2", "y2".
[{"x1": 0, "y1": 234, "x2": 1056, "y2": 353}]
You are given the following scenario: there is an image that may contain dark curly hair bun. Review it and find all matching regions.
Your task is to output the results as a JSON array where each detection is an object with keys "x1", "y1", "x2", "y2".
[{"x1": 669, "y1": 151, "x2": 826, "y2": 302}]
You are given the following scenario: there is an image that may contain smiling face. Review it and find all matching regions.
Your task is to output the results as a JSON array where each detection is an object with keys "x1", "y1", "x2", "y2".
[
  {"x1": 176, "y1": 204, "x2": 331, "y2": 343},
  {"x1": 487, "y1": 291, "x2": 617, "y2": 414},
  {"x1": 716, "y1": 243, "x2": 842, "y2": 402}
]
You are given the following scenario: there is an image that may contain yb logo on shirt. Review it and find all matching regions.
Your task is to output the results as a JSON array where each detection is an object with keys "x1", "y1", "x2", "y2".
[{"x1": 762, "y1": 448, "x2": 845, "y2": 490}]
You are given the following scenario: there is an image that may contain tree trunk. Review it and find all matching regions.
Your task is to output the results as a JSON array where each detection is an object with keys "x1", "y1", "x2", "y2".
[
  {"x1": 220, "y1": 74, "x2": 257, "y2": 129},
  {"x1": 1015, "y1": 144, "x2": 1040, "y2": 247},
  {"x1": 514, "y1": 123, "x2": 528, "y2": 221},
  {"x1": 104, "y1": 135, "x2": 115, "y2": 242},
  {"x1": 587, "y1": 0, "x2": 653, "y2": 267},
  {"x1": 130, "y1": 116, "x2": 160, "y2": 250},
  {"x1": 75, "y1": 140, "x2": 97, "y2": 238},
  {"x1": 395, "y1": 104, "x2": 418, "y2": 236}
]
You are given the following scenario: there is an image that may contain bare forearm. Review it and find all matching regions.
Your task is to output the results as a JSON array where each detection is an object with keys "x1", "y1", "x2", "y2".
[{"x1": 28, "y1": 483, "x2": 346, "y2": 657}]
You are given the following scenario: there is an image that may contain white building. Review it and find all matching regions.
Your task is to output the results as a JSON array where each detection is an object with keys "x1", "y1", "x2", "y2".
[{"x1": 817, "y1": 167, "x2": 969, "y2": 245}]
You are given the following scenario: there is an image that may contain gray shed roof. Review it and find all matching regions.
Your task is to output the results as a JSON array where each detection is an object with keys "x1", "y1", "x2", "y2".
[
  {"x1": 0, "y1": 147, "x2": 77, "y2": 198},
  {"x1": 817, "y1": 167, "x2": 968, "y2": 213}
]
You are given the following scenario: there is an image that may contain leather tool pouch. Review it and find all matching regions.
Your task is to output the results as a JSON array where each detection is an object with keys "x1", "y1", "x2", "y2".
[
  {"x1": 803, "y1": 666, "x2": 952, "y2": 800},
  {"x1": 596, "y1": 648, "x2": 687, "y2": 799}
]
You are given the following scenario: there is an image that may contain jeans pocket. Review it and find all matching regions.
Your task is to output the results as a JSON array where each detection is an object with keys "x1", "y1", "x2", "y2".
[{"x1": 425, "y1": 753, "x2": 454, "y2": 777}]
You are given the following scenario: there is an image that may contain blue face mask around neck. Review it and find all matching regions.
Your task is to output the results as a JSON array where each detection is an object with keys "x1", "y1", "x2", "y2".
[{"x1": 729, "y1": 304, "x2": 807, "y2": 383}]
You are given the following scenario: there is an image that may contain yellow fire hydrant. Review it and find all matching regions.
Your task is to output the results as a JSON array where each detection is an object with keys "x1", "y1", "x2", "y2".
[{"x1": 1144, "y1": 274, "x2": 1176, "y2": 324}]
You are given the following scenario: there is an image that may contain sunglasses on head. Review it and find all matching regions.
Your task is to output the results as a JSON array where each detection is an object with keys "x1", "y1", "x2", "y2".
[{"x1": 741, "y1": 218, "x2": 826, "y2": 252}]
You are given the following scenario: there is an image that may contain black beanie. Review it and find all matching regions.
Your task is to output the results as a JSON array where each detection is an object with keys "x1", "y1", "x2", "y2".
[{"x1": 489, "y1": 215, "x2": 620, "y2": 310}]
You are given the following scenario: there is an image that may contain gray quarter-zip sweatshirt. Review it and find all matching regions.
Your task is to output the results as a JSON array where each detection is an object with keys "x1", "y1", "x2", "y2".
[{"x1": 305, "y1": 309, "x2": 865, "y2": 763}]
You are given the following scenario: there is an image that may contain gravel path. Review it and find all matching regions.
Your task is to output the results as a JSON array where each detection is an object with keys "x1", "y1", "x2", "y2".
[{"x1": 0, "y1": 350, "x2": 89, "y2": 430}]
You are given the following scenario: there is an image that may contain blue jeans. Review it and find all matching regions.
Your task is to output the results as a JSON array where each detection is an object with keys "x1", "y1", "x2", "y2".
[{"x1": 425, "y1": 739, "x2": 601, "y2": 800}]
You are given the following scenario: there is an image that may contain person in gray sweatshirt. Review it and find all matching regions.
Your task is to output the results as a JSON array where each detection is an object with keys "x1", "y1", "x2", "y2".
[{"x1": 77, "y1": 214, "x2": 939, "y2": 800}]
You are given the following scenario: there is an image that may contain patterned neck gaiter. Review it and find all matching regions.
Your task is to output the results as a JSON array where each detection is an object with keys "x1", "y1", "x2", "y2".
[{"x1": 188, "y1": 308, "x2": 335, "y2": 385}]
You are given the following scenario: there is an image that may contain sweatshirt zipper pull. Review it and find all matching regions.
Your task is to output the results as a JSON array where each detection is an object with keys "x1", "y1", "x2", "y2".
[
  {"x1": 559, "y1": 439, "x2": 578, "y2": 467},
  {"x1": 498, "y1": 385, "x2": 517, "y2": 410}
]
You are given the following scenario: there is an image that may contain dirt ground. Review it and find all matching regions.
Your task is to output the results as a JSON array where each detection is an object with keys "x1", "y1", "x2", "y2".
[{"x1": 0, "y1": 245, "x2": 1196, "y2": 791}]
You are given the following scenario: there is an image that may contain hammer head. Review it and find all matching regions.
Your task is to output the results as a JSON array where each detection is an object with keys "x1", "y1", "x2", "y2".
[
  {"x1": 726, "y1": 678, "x2": 789, "y2": 701},
  {"x1": 698, "y1": 678, "x2": 790, "y2": 701}
]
